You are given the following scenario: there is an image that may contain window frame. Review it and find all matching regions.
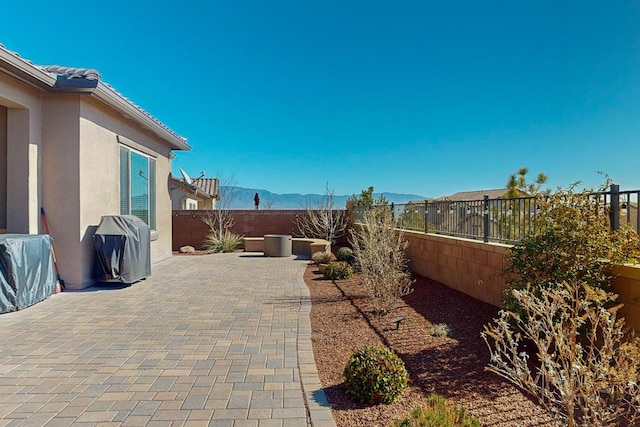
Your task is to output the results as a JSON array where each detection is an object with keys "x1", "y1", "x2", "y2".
[{"x1": 119, "y1": 145, "x2": 156, "y2": 230}]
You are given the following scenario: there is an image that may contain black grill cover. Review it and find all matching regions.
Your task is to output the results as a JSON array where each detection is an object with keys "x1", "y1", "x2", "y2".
[
  {"x1": 0, "y1": 234, "x2": 56, "y2": 314},
  {"x1": 93, "y1": 215, "x2": 151, "y2": 284}
]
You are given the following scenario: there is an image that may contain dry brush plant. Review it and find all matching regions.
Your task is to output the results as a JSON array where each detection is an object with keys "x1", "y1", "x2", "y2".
[
  {"x1": 350, "y1": 206, "x2": 413, "y2": 314},
  {"x1": 295, "y1": 183, "x2": 348, "y2": 244},
  {"x1": 201, "y1": 173, "x2": 239, "y2": 242},
  {"x1": 482, "y1": 282, "x2": 640, "y2": 426}
]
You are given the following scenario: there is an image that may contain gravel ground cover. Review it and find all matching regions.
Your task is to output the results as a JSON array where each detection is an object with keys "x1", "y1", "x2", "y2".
[{"x1": 304, "y1": 264, "x2": 554, "y2": 427}]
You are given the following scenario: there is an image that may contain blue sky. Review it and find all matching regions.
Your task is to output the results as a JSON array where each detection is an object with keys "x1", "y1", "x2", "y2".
[{"x1": 2, "y1": 1, "x2": 639, "y2": 198}]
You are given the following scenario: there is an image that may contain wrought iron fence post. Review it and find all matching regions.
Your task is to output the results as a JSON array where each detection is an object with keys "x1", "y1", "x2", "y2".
[
  {"x1": 483, "y1": 195, "x2": 489, "y2": 243},
  {"x1": 424, "y1": 201, "x2": 428, "y2": 234},
  {"x1": 610, "y1": 184, "x2": 620, "y2": 231}
]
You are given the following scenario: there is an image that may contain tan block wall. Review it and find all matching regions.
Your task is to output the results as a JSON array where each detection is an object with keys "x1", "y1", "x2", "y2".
[
  {"x1": 612, "y1": 265, "x2": 640, "y2": 332},
  {"x1": 403, "y1": 231, "x2": 510, "y2": 307},
  {"x1": 403, "y1": 230, "x2": 640, "y2": 331}
]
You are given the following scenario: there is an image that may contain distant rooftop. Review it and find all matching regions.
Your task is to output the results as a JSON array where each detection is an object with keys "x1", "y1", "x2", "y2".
[{"x1": 436, "y1": 188, "x2": 515, "y2": 201}]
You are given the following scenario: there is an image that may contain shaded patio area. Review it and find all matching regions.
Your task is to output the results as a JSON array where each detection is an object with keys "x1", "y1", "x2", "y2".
[{"x1": 0, "y1": 253, "x2": 334, "y2": 426}]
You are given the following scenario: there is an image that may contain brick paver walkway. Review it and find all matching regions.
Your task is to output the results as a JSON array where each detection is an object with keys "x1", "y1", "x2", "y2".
[{"x1": 0, "y1": 253, "x2": 335, "y2": 427}]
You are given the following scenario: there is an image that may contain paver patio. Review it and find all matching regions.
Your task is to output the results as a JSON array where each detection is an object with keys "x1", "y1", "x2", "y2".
[{"x1": 0, "y1": 253, "x2": 335, "y2": 427}]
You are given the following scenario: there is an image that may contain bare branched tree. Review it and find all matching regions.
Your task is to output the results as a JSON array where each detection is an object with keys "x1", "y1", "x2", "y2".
[
  {"x1": 483, "y1": 282, "x2": 640, "y2": 427},
  {"x1": 295, "y1": 183, "x2": 348, "y2": 244},
  {"x1": 263, "y1": 198, "x2": 274, "y2": 210},
  {"x1": 350, "y1": 207, "x2": 414, "y2": 314},
  {"x1": 201, "y1": 173, "x2": 239, "y2": 241}
]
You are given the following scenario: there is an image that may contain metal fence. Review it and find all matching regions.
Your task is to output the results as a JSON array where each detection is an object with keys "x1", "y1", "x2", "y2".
[{"x1": 353, "y1": 185, "x2": 640, "y2": 244}]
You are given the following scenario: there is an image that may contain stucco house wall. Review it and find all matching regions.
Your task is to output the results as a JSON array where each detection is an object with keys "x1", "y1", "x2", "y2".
[{"x1": 0, "y1": 46, "x2": 189, "y2": 290}]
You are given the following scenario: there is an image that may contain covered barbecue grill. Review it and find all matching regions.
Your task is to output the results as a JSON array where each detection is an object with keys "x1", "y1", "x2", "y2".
[
  {"x1": 0, "y1": 234, "x2": 57, "y2": 314},
  {"x1": 93, "y1": 215, "x2": 150, "y2": 284}
]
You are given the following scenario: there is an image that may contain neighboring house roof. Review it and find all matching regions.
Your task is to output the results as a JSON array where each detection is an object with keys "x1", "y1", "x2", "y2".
[
  {"x1": 436, "y1": 188, "x2": 524, "y2": 201},
  {"x1": 0, "y1": 44, "x2": 189, "y2": 151},
  {"x1": 171, "y1": 176, "x2": 220, "y2": 200},
  {"x1": 192, "y1": 178, "x2": 220, "y2": 200}
]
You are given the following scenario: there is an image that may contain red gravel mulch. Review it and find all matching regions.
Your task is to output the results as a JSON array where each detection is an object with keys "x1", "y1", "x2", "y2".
[{"x1": 304, "y1": 264, "x2": 555, "y2": 427}]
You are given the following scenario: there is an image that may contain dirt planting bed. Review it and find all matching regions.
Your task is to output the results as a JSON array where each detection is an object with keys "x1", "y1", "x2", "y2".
[{"x1": 304, "y1": 265, "x2": 554, "y2": 427}]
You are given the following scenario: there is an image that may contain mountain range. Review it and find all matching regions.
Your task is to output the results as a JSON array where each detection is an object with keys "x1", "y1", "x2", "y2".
[{"x1": 223, "y1": 187, "x2": 429, "y2": 210}]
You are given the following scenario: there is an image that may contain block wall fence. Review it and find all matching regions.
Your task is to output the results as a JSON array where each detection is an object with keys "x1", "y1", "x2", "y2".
[
  {"x1": 172, "y1": 209, "x2": 351, "y2": 250},
  {"x1": 402, "y1": 230, "x2": 640, "y2": 332},
  {"x1": 172, "y1": 210, "x2": 307, "y2": 250}
]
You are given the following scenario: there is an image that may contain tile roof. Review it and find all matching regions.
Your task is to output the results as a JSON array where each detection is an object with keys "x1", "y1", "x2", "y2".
[
  {"x1": 0, "y1": 44, "x2": 188, "y2": 150},
  {"x1": 171, "y1": 176, "x2": 220, "y2": 199},
  {"x1": 192, "y1": 178, "x2": 220, "y2": 199},
  {"x1": 436, "y1": 189, "x2": 511, "y2": 201},
  {"x1": 42, "y1": 65, "x2": 101, "y2": 80}
]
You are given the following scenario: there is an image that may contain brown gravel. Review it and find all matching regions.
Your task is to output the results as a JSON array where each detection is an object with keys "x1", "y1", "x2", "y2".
[{"x1": 304, "y1": 264, "x2": 555, "y2": 427}]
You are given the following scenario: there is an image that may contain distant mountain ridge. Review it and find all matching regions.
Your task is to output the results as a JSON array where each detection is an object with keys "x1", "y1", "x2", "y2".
[{"x1": 224, "y1": 186, "x2": 429, "y2": 210}]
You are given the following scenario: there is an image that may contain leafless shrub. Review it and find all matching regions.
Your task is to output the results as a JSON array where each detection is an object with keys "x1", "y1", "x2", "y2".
[
  {"x1": 295, "y1": 183, "x2": 348, "y2": 244},
  {"x1": 482, "y1": 282, "x2": 640, "y2": 427},
  {"x1": 201, "y1": 173, "x2": 238, "y2": 241},
  {"x1": 350, "y1": 207, "x2": 413, "y2": 314}
]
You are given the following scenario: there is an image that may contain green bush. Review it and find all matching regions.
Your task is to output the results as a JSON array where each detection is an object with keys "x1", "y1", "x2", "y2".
[
  {"x1": 502, "y1": 184, "x2": 640, "y2": 320},
  {"x1": 204, "y1": 231, "x2": 243, "y2": 253},
  {"x1": 336, "y1": 247, "x2": 354, "y2": 263},
  {"x1": 311, "y1": 250, "x2": 333, "y2": 265},
  {"x1": 323, "y1": 261, "x2": 354, "y2": 280},
  {"x1": 343, "y1": 346, "x2": 409, "y2": 404},
  {"x1": 393, "y1": 393, "x2": 480, "y2": 427}
]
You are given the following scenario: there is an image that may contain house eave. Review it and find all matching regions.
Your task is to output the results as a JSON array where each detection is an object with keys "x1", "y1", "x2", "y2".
[
  {"x1": 0, "y1": 47, "x2": 57, "y2": 90},
  {"x1": 93, "y1": 82, "x2": 190, "y2": 151}
]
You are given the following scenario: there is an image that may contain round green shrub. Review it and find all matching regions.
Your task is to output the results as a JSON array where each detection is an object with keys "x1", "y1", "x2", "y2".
[
  {"x1": 343, "y1": 346, "x2": 409, "y2": 404},
  {"x1": 323, "y1": 261, "x2": 354, "y2": 280},
  {"x1": 336, "y1": 247, "x2": 354, "y2": 263}
]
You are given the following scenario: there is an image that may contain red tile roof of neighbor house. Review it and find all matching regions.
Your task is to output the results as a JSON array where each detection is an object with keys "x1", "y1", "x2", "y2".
[
  {"x1": 171, "y1": 176, "x2": 220, "y2": 199},
  {"x1": 192, "y1": 178, "x2": 221, "y2": 199}
]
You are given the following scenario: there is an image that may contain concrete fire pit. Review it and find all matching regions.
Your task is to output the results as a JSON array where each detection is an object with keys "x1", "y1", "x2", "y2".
[{"x1": 263, "y1": 234, "x2": 293, "y2": 257}]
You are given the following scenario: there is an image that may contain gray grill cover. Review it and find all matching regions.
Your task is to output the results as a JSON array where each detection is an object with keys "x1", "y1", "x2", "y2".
[
  {"x1": 93, "y1": 215, "x2": 151, "y2": 284},
  {"x1": 0, "y1": 234, "x2": 56, "y2": 314}
]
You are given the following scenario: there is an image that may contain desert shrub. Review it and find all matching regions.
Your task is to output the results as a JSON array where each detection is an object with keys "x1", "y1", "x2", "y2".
[
  {"x1": 432, "y1": 323, "x2": 450, "y2": 338},
  {"x1": 343, "y1": 346, "x2": 409, "y2": 404},
  {"x1": 483, "y1": 282, "x2": 640, "y2": 426},
  {"x1": 350, "y1": 207, "x2": 414, "y2": 314},
  {"x1": 336, "y1": 247, "x2": 354, "y2": 263},
  {"x1": 295, "y1": 183, "x2": 348, "y2": 244},
  {"x1": 311, "y1": 250, "x2": 333, "y2": 265},
  {"x1": 502, "y1": 183, "x2": 640, "y2": 320},
  {"x1": 204, "y1": 230, "x2": 243, "y2": 253},
  {"x1": 393, "y1": 393, "x2": 480, "y2": 427},
  {"x1": 323, "y1": 261, "x2": 354, "y2": 280}
]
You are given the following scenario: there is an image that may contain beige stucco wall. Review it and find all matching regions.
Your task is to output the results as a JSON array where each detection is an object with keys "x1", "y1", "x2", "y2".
[
  {"x1": 170, "y1": 184, "x2": 213, "y2": 210},
  {"x1": 0, "y1": 72, "x2": 43, "y2": 235},
  {"x1": 41, "y1": 96, "x2": 82, "y2": 287},
  {"x1": 77, "y1": 98, "x2": 174, "y2": 284},
  {"x1": 1, "y1": 67, "x2": 179, "y2": 290}
]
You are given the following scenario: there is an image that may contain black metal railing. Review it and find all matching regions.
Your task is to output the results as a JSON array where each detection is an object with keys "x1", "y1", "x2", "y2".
[{"x1": 353, "y1": 185, "x2": 640, "y2": 244}]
